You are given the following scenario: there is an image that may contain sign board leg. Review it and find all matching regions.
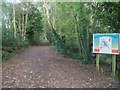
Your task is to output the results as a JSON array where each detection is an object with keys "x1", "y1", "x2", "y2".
[
  {"x1": 112, "y1": 55, "x2": 116, "y2": 75},
  {"x1": 96, "y1": 54, "x2": 100, "y2": 70}
]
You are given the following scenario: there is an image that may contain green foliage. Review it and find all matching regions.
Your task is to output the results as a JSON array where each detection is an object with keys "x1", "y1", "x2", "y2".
[
  {"x1": 93, "y1": 2, "x2": 120, "y2": 33},
  {"x1": 26, "y1": 3, "x2": 43, "y2": 45},
  {"x1": 2, "y1": 2, "x2": 43, "y2": 62},
  {"x1": 2, "y1": 23, "x2": 29, "y2": 61},
  {"x1": 43, "y1": 2, "x2": 120, "y2": 64}
]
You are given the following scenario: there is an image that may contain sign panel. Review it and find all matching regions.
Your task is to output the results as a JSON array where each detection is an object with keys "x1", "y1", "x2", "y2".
[{"x1": 93, "y1": 33, "x2": 120, "y2": 55}]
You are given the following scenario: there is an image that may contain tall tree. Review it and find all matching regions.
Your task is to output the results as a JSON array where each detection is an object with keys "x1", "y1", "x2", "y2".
[{"x1": 13, "y1": 4, "x2": 16, "y2": 38}]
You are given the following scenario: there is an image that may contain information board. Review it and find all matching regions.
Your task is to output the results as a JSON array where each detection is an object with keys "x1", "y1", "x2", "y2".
[{"x1": 93, "y1": 33, "x2": 120, "y2": 55}]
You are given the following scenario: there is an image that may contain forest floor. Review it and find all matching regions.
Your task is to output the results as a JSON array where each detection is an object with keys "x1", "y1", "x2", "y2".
[{"x1": 2, "y1": 46, "x2": 120, "y2": 88}]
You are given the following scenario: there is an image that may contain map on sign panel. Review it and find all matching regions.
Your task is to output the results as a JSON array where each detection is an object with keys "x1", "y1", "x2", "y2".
[{"x1": 99, "y1": 37, "x2": 112, "y2": 53}]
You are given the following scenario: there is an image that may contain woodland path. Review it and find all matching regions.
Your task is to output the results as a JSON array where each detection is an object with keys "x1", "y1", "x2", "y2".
[{"x1": 2, "y1": 46, "x2": 119, "y2": 88}]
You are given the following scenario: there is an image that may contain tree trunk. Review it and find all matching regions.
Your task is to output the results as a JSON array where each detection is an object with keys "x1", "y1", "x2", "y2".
[
  {"x1": 86, "y1": 21, "x2": 91, "y2": 63},
  {"x1": 73, "y1": 15, "x2": 83, "y2": 59},
  {"x1": 22, "y1": 12, "x2": 24, "y2": 40},
  {"x1": 44, "y1": 2, "x2": 54, "y2": 29},
  {"x1": 24, "y1": 13, "x2": 28, "y2": 41},
  {"x1": 13, "y1": 5, "x2": 16, "y2": 38},
  {"x1": 44, "y1": 2, "x2": 54, "y2": 43},
  {"x1": 18, "y1": 12, "x2": 22, "y2": 39}
]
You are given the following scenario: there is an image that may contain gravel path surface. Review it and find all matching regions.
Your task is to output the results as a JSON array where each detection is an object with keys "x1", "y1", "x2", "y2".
[{"x1": 2, "y1": 46, "x2": 119, "y2": 88}]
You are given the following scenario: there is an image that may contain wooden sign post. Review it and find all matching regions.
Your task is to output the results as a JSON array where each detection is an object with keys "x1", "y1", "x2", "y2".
[
  {"x1": 96, "y1": 54, "x2": 100, "y2": 70},
  {"x1": 112, "y1": 55, "x2": 116, "y2": 75},
  {"x1": 93, "y1": 33, "x2": 120, "y2": 75}
]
